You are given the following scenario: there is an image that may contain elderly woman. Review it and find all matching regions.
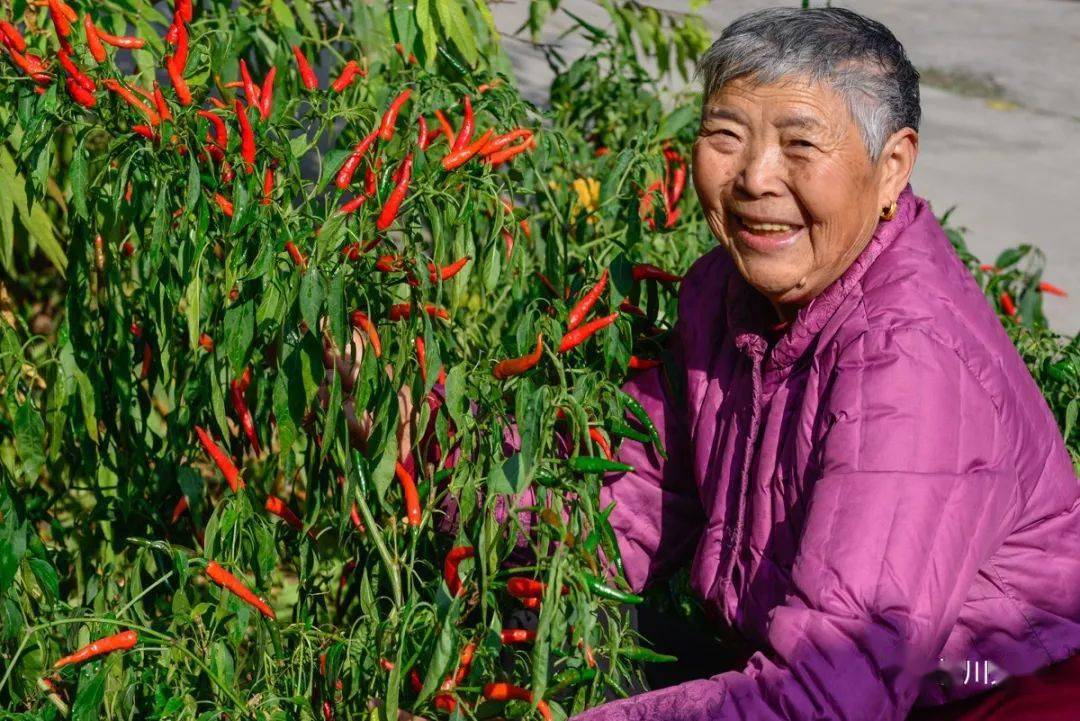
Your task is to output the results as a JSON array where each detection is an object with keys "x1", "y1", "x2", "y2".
[{"x1": 571, "y1": 7, "x2": 1080, "y2": 721}]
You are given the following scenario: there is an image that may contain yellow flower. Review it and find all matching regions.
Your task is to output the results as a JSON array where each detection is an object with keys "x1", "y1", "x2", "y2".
[{"x1": 572, "y1": 177, "x2": 600, "y2": 222}]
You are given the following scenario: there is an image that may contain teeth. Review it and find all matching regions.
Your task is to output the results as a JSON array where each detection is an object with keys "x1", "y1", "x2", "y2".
[{"x1": 741, "y1": 219, "x2": 793, "y2": 232}]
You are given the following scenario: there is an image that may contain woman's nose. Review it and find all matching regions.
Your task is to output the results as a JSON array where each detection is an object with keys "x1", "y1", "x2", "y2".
[{"x1": 736, "y1": 140, "x2": 785, "y2": 198}]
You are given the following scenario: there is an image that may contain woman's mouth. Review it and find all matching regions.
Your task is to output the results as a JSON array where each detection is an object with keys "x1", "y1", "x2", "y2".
[{"x1": 730, "y1": 213, "x2": 805, "y2": 252}]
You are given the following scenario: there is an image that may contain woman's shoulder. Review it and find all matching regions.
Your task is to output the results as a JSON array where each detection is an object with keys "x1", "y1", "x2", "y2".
[{"x1": 840, "y1": 198, "x2": 1044, "y2": 421}]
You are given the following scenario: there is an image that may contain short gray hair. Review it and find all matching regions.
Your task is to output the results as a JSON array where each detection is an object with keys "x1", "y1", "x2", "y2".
[{"x1": 695, "y1": 7, "x2": 920, "y2": 161}]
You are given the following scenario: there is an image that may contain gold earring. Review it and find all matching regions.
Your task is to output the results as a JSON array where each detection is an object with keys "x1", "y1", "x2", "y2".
[{"x1": 880, "y1": 201, "x2": 897, "y2": 221}]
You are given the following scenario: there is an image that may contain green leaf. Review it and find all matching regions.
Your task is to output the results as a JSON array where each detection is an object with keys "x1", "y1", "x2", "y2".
[
  {"x1": 299, "y1": 268, "x2": 326, "y2": 333},
  {"x1": 14, "y1": 396, "x2": 45, "y2": 480},
  {"x1": 659, "y1": 105, "x2": 697, "y2": 140},
  {"x1": 72, "y1": 664, "x2": 107, "y2": 721},
  {"x1": 270, "y1": 0, "x2": 297, "y2": 30},
  {"x1": 69, "y1": 136, "x2": 89, "y2": 219},
  {"x1": 223, "y1": 299, "x2": 255, "y2": 377},
  {"x1": 435, "y1": 0, "x2": 478, "y2": 66},
  {"x1": 415, "y1": 0, "x2": 438, "y2": 66},
  {"x1": 184, "y1": 276, "x2": 202, "y2": 350}
]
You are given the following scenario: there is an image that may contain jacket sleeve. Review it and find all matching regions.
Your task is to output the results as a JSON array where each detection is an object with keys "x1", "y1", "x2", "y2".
[
  {"x1": 575, "y1": 328, "x2": 1021, "y2": 721},
  {"x1": 600, "y1": 321, "x2": 704, "y2": 594}
]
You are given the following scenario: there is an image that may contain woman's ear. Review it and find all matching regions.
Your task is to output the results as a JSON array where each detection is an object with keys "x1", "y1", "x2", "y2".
[{"x1": 877, "y1": 127, "x2": 919, "y2": 205}]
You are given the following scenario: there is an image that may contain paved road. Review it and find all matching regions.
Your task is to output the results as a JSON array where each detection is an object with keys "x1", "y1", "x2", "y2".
[{"x1": 491, "y1": 0, "x2": 1080, "y2": 333}]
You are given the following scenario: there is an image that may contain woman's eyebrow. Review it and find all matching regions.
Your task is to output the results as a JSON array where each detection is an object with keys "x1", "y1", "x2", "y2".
[
  {"x1": 774, "y1": 113, "x2": 825, "y2": 131},
  {"x1": 702, "y1": 106, "x2": 748, "y2": 123}
]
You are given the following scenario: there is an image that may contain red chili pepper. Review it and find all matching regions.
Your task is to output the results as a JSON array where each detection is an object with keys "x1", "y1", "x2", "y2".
[
  {"x1": 535, "y1": 272, "x2": 560, "y2": 297},
  {"x1": 416, "y1": 336, "x2": 428, "y2": 384},
  {"x1": 375, "y1": 153, "x2": 413, "y2": 231},
  {"x1": 253, "y1": 65, "x2": 274, "y2": 119},
  {"x1": 152, "y1": 82, "x2": 170, "y2": 121},
  {"x1": 54, "y1": 630, "x2": 137, "y2": 669},
  {"x1": 478, "y1": 129, "x2": 533, "y2": 158},
  {"x1": 493, "y1": 334, "x2": 543, "y2": 380},
  {"x1": 394, "y1": 461, "x2": 421, "y2": 526},
  {"x1": 331, "y1": 60, "x2": 361, "y2": 93},
  {"x1": 618, "y1": 299, "x2": 647, "y2": 318},
  {"x1": 416, "y1": 115, "x2": 430, "y2": 150},
  {"x1": 336, "y1": 129, "x2": 379, "y2": 189},
  {"x1": 261, "y1": 166, "x2": 274, "y2": 205},
  {"x1": 628, "y1": 355, "x2": 661, "y2": 371},
  {"x1": 409, "y1": 668, "x2": 423, "y2": 693},
  {"x1": 292, "y1": 45, "x2": 318, "y2": 90},
  {"x1": 81, "y1": 16, "x2": 107, "y2": 63},
  {"x1": 521, "y1": 597, "x2": 541, "y2": 610},
  {"x1": 379, "y1": 658, "x2": 395, "y2": 672},
  {"x1": 558, "y1": 313, "x2": 618, "y2": 353},
  {"x1": 170, "y1": 20, "x2": 188, "y2": 71},
  {"x1": 47, "y1": 0, "x2": 72, "y2": 38},
  {"x1": 95, "y1": 28, "x2": 144, "y2": 49},
  {"x1": 194, "y1": 425, "x2": 244, "y2": 491},
  {"x1": 177, "y1": 0, "x2": 193, "y2": 23},
  {"x1": 64, "y1": 78, "x2": 96, "y2": 107},
  {"x1": 56, "y1": 48, "x2": 93, "y2": 90},
  {"x1": 265, "y1": 495, "x2": 314, "y2": 539},
  {"x1": 428, "y1": 256, "x2": 471, "y2": 282},
  {"x1": 452, "y1": 95, "x2": 474, "y2": 151},
  {"x1": 234, "y1": 100, "x2": 256, "y2": 173},
  {"x1": 485, "y1": 138, "x2": 534, "y2": 166},
  {"x1": 237, "y1": 59, "x2": 260, "y2": 109},
  {"x1": 631, "y1": 263, "x2": 682, "y2": 283},
  {"x1": 378, "y1": 88, "x2": 412, "y2": 141},
  {"x1": 105, "y1": 78, "x2": 161, "y2": 124},
  {"x1": 205, "y1": 561, "x2": 275, "y2": 619},
  {"x1": 589, "y1": 427, "x2": 613, "y2": 460},
  {"x1": 338, "y1": 194, "x2": 367, "y2": 215},
  {"x1": 433, "y1": 109, "x2": 456, "y2": 147},
  {"x1": 443, "y1": 545, "x2": 475, "y2": 596},
  {"x1": 595, "y1": 146, "x2": 610, "y2": 157},
  {"x1": 198, "y1": 333, "x2": 214, "y2": 351},
  {"x1": 285, "y1": 241, "x2": 306, "y2": 270},
  {"x1": 0, "y1": 20, "x2": 26, "y2": 52},
  {"x1": 387, "y1": 303, "x2": 449, "y2": 322},
  {"x1": 393, "y1": 42, "x2": 417, "y2": 64},
  {"x1": 1000, "y1": 291, "x2": 1017, "y2": 317},
  {"x1": 507, "y1": 577, "x2": 546, "y2": 599},
  {"x1": 212, "y1": 192, "x2": 234, "y2": 217},
  {"x1": 349, "y1": 310, "x2": 382, "y2": 357},
  {"x1": 441, "y1": 128, "x2": 494, "y2": 171},
  {"x1": 375, "y1": 254, "x2": 403, "y2": 273},
  {"x1": 500, "y1": 629, "x2": 537, "y2": 644},
  {"x1": 567, "y1": 269, "x2": 608, "y2": 331},
  {"x1": 482, "y1": 683, "x2": 552, "y2": 721},
  {"x1": 130, "y1": 124, "x2": 155, "y2": 140},
  {"x1": 1039, "y1": 281, "x2": 1068, "y2": 298},
  {"x1": 229, "y1": 371, "x2": 261, "y2": 454},
  {"x1": 365, "y1": 164, "x2": 378, "y2": 196},
  {"x1": 171, "y1": 495, "x2": 189, "y2": 523}
]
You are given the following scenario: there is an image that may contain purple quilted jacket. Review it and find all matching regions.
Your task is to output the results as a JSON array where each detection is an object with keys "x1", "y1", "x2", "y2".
[{"x1": 575, "y1": 184, "x2": 1080, "y2": 720}]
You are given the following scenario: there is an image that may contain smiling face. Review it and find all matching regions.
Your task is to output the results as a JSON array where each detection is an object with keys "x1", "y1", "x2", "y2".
[{"x1": 692, "y1": 75, "x2": 917, "y2": 321}]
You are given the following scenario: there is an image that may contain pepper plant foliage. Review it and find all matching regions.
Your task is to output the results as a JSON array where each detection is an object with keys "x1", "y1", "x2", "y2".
[{"x1": 1, "y1": 1, "x2": 1077, "y2": 720}]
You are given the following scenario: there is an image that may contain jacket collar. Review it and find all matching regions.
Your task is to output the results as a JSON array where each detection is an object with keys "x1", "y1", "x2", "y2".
[{"x1": 726, "y1": 183, "x2": 918, "y2": 369}]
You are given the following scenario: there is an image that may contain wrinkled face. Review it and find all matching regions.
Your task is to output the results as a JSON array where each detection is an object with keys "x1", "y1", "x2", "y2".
[{"x1": 692, "y1": 75, "x2": 888, "y2": 316}]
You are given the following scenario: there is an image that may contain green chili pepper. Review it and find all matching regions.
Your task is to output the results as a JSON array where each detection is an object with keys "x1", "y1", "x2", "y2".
[
  {"x1": 546, "y1": 667, "x2": 598, "y2": 697},
  {"x1": 582, "y1": 573, "x2": 643, "y2": 604},
  {"x1": 569, "y1": 456, "x2": 634, "y2": 474},
  {"x1": 609, "y1": 420, "x2": 651, "y2": 444},
  {"x1": 534, "y1": 472, "x2": 560, "y2": 488},
  {"x1": 583, "y1": 502, "x2": 616, "y2": 554},
  {"x1": 622, "y1": 646, "x2": 678, "y2": 664},
  {"x1": 618, "y1": 390, "x2": 665, "y2": 458},
  {"x1": 1047, "y1": 361, "x2": 1077, "y2": 385},
  {"x1": 600, "y1": 517, "x2": 625, "y2": 578}
]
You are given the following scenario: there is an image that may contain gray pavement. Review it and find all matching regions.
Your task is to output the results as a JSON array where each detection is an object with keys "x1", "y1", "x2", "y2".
[{"x1": 491, "y1": 0, "x2": 1080, "y2": 333}]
